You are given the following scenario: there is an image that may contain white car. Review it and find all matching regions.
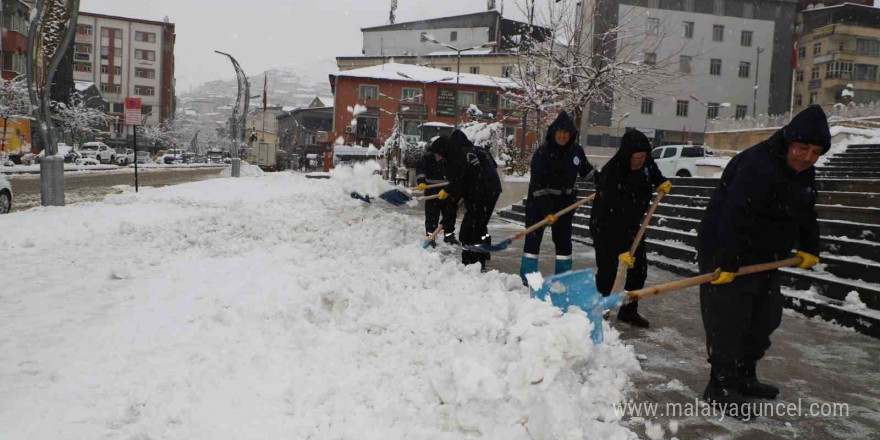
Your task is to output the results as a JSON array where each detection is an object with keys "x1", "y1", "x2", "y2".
[
  {"x1": 651, "y1": 145, "x2": 714, "y2": 178},
  {"x1": 163, "y1": 149, "x2": 185, "y2": 164},
  {"x1": 79, "y1": 142, "x2": 116, "y2": 164},
  {"x1": 0, "y1": 174, "x2": 12, "y2": 214},
  {"x1": 116, "y1": 149, "x2": 135, "y2": 165}
]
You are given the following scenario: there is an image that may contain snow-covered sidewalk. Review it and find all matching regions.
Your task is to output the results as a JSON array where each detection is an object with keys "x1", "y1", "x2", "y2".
[{"x1": 0, "y1": 163, "x2": 639, "y2": 439}]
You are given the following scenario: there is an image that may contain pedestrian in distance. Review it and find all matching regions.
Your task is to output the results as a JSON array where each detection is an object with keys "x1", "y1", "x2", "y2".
[
  {"x1": 418, "y1": 137, "x2": 459, "y2": 246},
  {"x1": 589, "y1": 129, "x2": 671, "y2": 328},
  {"x1": 696, "y1": 105, "x2": 829, "y2": 420},
  {"x1": 520, "y1": 111, "x2": 595, "y2": 284},
  {"x1": 434, "y1": 129, "x2": 501, "y2": 269}
]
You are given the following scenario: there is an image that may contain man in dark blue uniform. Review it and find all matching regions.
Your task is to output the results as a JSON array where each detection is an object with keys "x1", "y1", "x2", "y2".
[
  {"x1": 520, "y1": 111, "x2": 594, "y2": 285},
  {"x1": 437, "y1": 130, "x2": 501, "y2": 269},
  {"x1": 589, "y1": 129, "x2": 670, "y2": 328},
  {"x1": 418, "y1": 138, "x2": 459, "y2": 246},
  {"x1": 697, "y1": 105, "x2": 829, "y2": 419}
]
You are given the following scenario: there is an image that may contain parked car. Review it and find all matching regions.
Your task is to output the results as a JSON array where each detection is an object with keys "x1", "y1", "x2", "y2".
[
  {"x1": 163, "y1": 149, "x2": 185, "y2": 164},
  {"x1": 183, "y1": 152, "x2": 196, "y2": 164},
  {"x1": 0, "y1": 174, "x2": 12, "y2": 214},
  {"x1": 76, "y1": 157, "x2": 101, "y2": 166},
  {"x1": 79, "y1": 142, "x2": 116, "y2": 164},
  {"x1": 207, "y1": 150, "x2": 225, "y2": 164},
  {"x1": 136, "y1": 151, "x2": 152, "y2": 164},
  {"x1": 116, "y1": 148, "x2": 135, "y2": 165},
  {"x1": 154, "y1": 150, "x2": 167, "y2": 162},
  {"x1": 651, "y1": 145, "x2": 714, "y2": 178}
]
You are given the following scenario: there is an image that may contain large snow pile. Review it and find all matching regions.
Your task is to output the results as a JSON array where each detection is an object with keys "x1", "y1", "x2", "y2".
[
  {"x1": 0, "y1": 169, "x2": 639, "y2": 439},
  {"x1": 219, "y1": 160, "x2": 264, "y2": 177}
]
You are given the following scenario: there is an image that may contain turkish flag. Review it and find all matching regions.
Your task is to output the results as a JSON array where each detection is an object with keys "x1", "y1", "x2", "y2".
[{"x1": 792, "y1": 37, "x2": 799, "y2": 69}]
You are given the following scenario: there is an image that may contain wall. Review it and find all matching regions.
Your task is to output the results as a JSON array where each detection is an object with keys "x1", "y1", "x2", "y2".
[
  {"x1": 364, "y1": 27, "x2": 491, "y2": 57},
  {"x1": 337, "y1": 54, "x2": 517, "y2": 79},
  {"x1": 705, "y1": 127, "x2": 778, "y2": 151}
]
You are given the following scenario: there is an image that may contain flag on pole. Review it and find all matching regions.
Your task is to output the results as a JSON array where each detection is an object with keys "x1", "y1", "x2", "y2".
[
  {"x1": 792, "y1": 37, "x2": 799, "y2": 69},
  {"x1": 263, "y1": 72, "x2": 268, "y2": 112}
]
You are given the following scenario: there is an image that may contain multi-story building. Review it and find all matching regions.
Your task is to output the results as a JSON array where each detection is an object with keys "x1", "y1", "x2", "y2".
[
  {"x1": 337, "y1": 11, "x2": 549, "y2": 80},
  {"x1": 72, "y1": 12, "x2": 176, "y2": 147},
  {"x1": 798, "y1": 0, "x2": 873, "y2": 12},
  {"x1": 276, "y1": 100, "x2": 334, "y2": 151},
  {"x1": 792, "y1": 3, "x2": 880, "y2": 112},
  {"x1": 583, "y1": 0, "x2": 798, "y2": 148},
  {"x1": 0, "y1": 0, "x2": 30, "y2": 80}
]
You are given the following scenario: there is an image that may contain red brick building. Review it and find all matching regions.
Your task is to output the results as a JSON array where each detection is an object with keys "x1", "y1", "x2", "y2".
[
  {"x1": 0, "y1": 0, "x2": 30, "y2": 80},
  {"x1": 329, "y1": 63, "x2": 541, "y2": 148}
]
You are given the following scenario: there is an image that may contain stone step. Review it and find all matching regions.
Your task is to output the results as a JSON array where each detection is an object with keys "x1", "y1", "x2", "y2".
[
  {"x1": 825, "y1": 158, "x2": 880, "y2": 165},
  {"x1": 817, "y1": 171, "x2": 880, "y2": 179},
  {"x1": 817, "y1": 191, "x2": 880, "y2": 208}
]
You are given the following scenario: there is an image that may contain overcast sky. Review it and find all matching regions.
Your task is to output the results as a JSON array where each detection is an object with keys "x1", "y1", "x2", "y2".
[
  {"x1": 79, "y1": 0, "x2": 880, "y2": 93},
  {"x1": 79, "y1": 0, "x2": 534, "y2": 93}
]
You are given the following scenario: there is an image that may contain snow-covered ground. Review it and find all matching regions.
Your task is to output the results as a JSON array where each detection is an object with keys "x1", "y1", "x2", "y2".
[{"x1": 0, "y1": 162, "x2": 640, "y2": 439}]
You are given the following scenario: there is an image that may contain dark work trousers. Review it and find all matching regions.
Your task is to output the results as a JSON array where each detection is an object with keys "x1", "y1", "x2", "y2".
[
  {"x1": 523, "y1": 196, "x2": 575, "y2": 257},
  {"x1": 424, "y1": 198, "x2": 457, "y2": 236},
  {"x1": 461, "y1": 192, "x2": 500, "y2": 266},
  {"x1": 698, "y1": 252, "x2": 783, "y2": 367},
  {"x1": 594, "y1": 236, "x2": 648, "y2": 314}
]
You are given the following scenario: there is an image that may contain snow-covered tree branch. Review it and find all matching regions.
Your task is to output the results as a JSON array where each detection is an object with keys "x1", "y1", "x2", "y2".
[{"x1": 54, "y1": 92, "x2": 108, "y2": 145}]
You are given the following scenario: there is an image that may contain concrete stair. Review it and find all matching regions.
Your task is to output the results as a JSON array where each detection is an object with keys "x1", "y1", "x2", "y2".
[
  {"x1": 818, "y1": 144, "x2": 880, "y2": 179},
  {"x1": 498, "y1": 172, "x2": 880, "y2": 338}
]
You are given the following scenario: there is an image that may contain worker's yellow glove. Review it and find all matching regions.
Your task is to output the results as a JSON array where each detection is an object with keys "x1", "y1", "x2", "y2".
[
  {"x1": 545, "y1": 214, "x2": 558, "y2": 225},
  {"x1": 618, "y1": 252, "x2": 635, "y2": 269},
  {"x1": 657, "y1": 180, "x2": 672, "y2": 194},
  {"x1": 438, "y1": 189, "x2": 449, "y2": 200},
  {"x1": 711, "y1": 271, "x2": 737, "y2": 285},
  {"x1": 795, "y1": 250, "x2": 819, "y2": 269},
  {"x1": 418, "y1": 183, "x2": 427, "y2": 191}
]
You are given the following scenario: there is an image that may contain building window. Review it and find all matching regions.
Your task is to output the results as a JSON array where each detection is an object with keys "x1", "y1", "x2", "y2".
[
  {"x1": 101, "y1": 83, "x2": 121, "y2": 94},
  {"x1": 647, "y1": 18, "x2": 659, "y2": 36},
  {"x1": 134, "y1": 68, "x2": 155, "y2": 79},
  {"x1": 710, "y1": 58, "x2": 722, "y2": 76},
  {"x1": 775, "y1": 5, "x2": 782, "y2": 19},
  {"x1": 141, "y1": 104, "x2": 153, "y2": 115},
  {"x1": 501, "y1": 94, "x2": 518, "y2": 109},
  {"x1": 813, "y1": 42, "x2": 822, "y2": 56},
  {"x1": 77, "y1": 24, "x2": 93, "y2": 35},
  {"x1": 358, "y1": 84, "x2": 378, "y2": 100},
  {"x1": 501, "y1": 65, "x2": 513, "y2": 77},
  {"x1": 854, "y1": 64, "x2": 879, "y2": 81},
  {"x1": 402, "y1": 120, "x2": 421, "y2": 138},
  {"x1": 111, "y1": 102, "x2": 124, "y2": 113},
  {"x1": 679, "y1": 55, "x2": 692, "y2": 73},
  {"x1": 738, "y1": 61, "x2": 751, "y2": 78},
  {"x1": 795, "y1": 95, "x2": 802, "y2": 107},
  {"x1": 101, "y1": 65, "x2": 121, "y2": 75},
  {"x1": 713, "y1": 25, "x2": 724, "y2": 42},
  {"x1": 735, "y1": 105, "x2": 748, "y2": 119},
  {"x1": 641, "y1": 98, "x2": 654, "y2": 115},
  {"x1": 73, "y1": 62, "x2": 92, "y2": 72},
  {"x1": 826, "y1": 61, "x2": 853, "y2": 79},
  {"x1": 796, "y1": 70, "x2": 804, "y2": 82},
  {"x1": 504, "y1": 125, "x2": 516, "y2": 140},
  {"x1": 839, "y1": 42, "x2": 846, "y2": 52},
  {"x1": 469, "y1": 66, "x2": 480, "y2": 74},
  {"x1": 676, "y1": 100, "x2": 689, "y2": 117},
  {"x1": 683, "y1": 0, "x2": 695, "y2": 12},
  {"x1": 644, "y1": 52, "x2": 657, "y2": 66},
  {"x1": 75, "y1": 43, "x2": 92, "y2": 54},
  {"x1": 857, "y1": 39, "x2": 880, "y2": 56},
  {"x1": 811, "y1": 66, "x2": 820, "y2": 80},
  {"x1": 135, "y1": 31, "x2": 157, "y2": 43},
  {"x1": 809, "y1": 92, "x2": 818, "y2": 105},
  {"x1": 450, "y1": 31, "x2": 457, "y2": 42},
  {"x1": 741, "y1": 31, "x2": 753, "y2": 47},
  {"x1": 743, "y1": 3, "x2": 754, "y2": 19},
  {"x1": 401, "y1": 87, "x2": 421, "y2": 102},
  {"x1": 134, "y1": 86, "x2": 155, "y2": 96},
  {"x1": 798, "y1": 46, "x2": 806, "y2": 60},
  {"x1": 707, "y1": 103, "x2": 720, "y2": 119},
  {"x1": 356, "y1": 116, "x2": 378, "y2": 139},
  {"x1": 134, "y1": 49, "x2": 156, "y2": 61},
  {"x1": 713, "y1": 0, "x2": 725, "y2": 15},
  {"x1": 683, "y1": 21, "x2": 694, "y2": 39},
  {"x1": 458, "y1": 91, "x2": 476, "y2": 108}
]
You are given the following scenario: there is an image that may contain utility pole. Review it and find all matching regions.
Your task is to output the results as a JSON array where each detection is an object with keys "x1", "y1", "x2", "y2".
[{"x1": 753, "y1": 47, "x2": 764, "y2": 119}]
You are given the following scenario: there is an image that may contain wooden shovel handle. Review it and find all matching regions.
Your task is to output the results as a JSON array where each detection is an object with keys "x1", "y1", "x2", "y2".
[
  {"x1": 418, "y1": 194, "x2": 442, "y2": 202},
  {"x1": 427, "y1": 226, "x2": 444, "y2": 242},
  {"x1": 610, "y1": 190, "x2": 667, "y2": 293},
  {"x1": 411, "y1": 182, "x2": 449, "y2": 191},
  {"x1": 512, "y1": 193, "x2": 596, "y2": 241},
  {"x1": 625, "y1": 257, "x2": 803, "y2": 302}
]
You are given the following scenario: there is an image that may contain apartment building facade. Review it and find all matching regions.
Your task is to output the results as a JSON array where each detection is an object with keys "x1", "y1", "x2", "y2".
[
  {"x1": 0, "y1": 0, "x2": 30, "y2": 80},
  {"x1": 72, "y1": 12, "x2": 176, "y2": 146},
  {"x1": 792, "y1": 3, "x2": 880, "y2": 112}
]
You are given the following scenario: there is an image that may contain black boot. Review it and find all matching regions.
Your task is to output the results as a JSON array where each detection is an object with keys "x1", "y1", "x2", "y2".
[
  {"x1": 703, "y1": 364, "x2": 755, "y2": 421},
  {"x1": 739, "y1": 361, "x2": 780, "y2": 399},
  {"x1": 481, "y1": 235, "x2": 492, "y2": 261},
  {"x1": 617, "y1": 302, "x2": 649, "y2": 328},
  {"x1": 444, "y1": 233, "x2": 460, "y2": 245}
]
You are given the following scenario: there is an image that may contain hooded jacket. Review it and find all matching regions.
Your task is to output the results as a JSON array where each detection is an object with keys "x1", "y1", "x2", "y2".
[
  {"x1": 440, "y1": 130, "x2": 499, "y2": 201},
  {"x1": 698, "y1": 105, "x2": 829, "y2": 272},
  {"x1": 589, "y1": 129, "x2": 666, "y2": 246},
  {"x1": 527, "y1": 111, "x2": 593, "y2": 205},
  {"x1": 416, "y1": 140, "x2": 449, "y2": 197}
]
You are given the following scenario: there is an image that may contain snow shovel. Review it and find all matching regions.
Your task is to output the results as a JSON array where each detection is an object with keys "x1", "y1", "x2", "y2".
[
  {"x1": 409, "y1": 182, "x2": 449, "y2": 192},
  {"x1": 609, "y1": 190, "x2": 667, "y2": 293},
  {"x1": 422, "y1": 226, "x2": 444, "y2": 249},
  {"x1": 531, "y1": 257, "x2": 803, "y2": 344},
  {"x1": 465, "y1": 193, "x2": 597, "y2": 253}
]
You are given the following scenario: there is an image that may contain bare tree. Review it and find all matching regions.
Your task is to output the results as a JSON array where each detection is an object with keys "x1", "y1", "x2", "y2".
[
  {"x1": 0, "y1": 76, "x2": 31, "y2": 118},
  {"x1": 510, "y1": 0, "x2": 687, "y2": 133}
]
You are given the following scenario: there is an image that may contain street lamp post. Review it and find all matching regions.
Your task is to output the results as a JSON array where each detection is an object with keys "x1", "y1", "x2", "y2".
[
  {"x1": 420, "y1": 34, "x2": 496, "y2": 129},
  {"x1": 753, "y1": 47, "x2": 764, "y2": 119},
  {"x1": 690, "y1": 94, "x2": 730, "y2": 143},
  {"x1": 614, "y1": 112, "x2": 630, "y2": 140}
]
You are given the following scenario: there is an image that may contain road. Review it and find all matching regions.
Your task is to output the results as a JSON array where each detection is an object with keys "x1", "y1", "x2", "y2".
[{"x1": 6, "y1": 167, "x2": 226, "y2": 212}]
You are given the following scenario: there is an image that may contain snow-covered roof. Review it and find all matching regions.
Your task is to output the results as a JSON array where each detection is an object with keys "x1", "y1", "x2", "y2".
[
  {"x1": 331, "y1": 63, "x2": 518, "y2": 90},
  {"x1": 334, "y1": 145, "x2": 380, "y2": 156},
  {"x1": 422, "y1": 122, "x2": 453, "y2": 128},
  {"x1": 317, "y1": 97, "x2": 334, "y2": 107},
  {"x1": 426, "y1": 48, "x2": 495, "y2": 56}
]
